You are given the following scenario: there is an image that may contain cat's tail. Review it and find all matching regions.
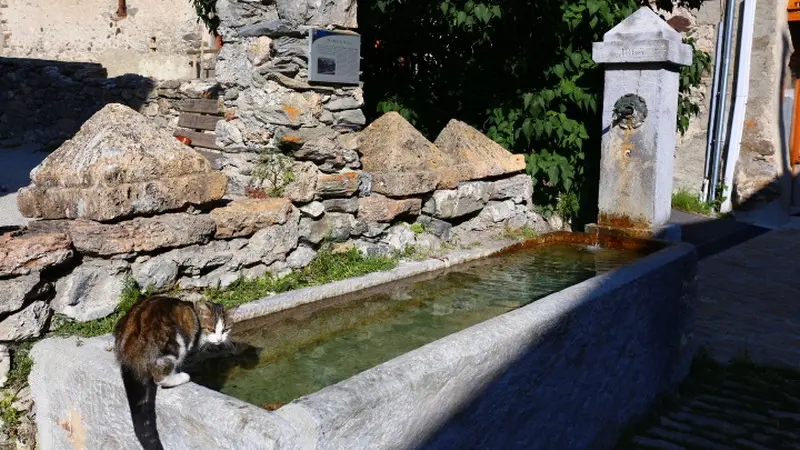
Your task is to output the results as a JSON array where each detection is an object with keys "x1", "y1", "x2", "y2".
[{"x1": 121, "y1": 365, "x2": 165, "y2": 450}]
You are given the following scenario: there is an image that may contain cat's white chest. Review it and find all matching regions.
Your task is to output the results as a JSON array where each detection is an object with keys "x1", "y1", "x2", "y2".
[{"x1": 175, "y1": 333, "x2": 195, "y2": 365}]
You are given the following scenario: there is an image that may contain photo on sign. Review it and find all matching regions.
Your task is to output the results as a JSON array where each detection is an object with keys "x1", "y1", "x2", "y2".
[{"x1": 317, "y1": 57, "x2": 336, "y2": 75}]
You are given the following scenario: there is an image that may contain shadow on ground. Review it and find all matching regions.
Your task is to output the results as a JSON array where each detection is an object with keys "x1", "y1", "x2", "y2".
[{"x1": 0, "y1": 57, "x2": 155, "y2": 150}]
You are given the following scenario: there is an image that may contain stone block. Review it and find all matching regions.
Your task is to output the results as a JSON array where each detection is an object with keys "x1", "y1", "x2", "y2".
[
  {"x1": 52, "y1": 260, "x2": 130, "y2": 322},
  {"x1": 299, "y1": 212, "x2": 352, "y2": 244},
  {"x1": 0, "y1": 301, "x2": 50, "y2": 342},
  {"x1": 315, "y1": 172, "x2": 360, "y2": 198},
  {"x1": 358, "y1": 195, "x2": 422, "y2": 223},
  {"x1": 322, "y1": 197, "x2": 359, "y2": 214},
  {"x1": 489, "y1": 174, "x2": 534, "y2": 204},
  {"x1": 210, "y1": 198, "x2": 294, "y2": 238},
  {"x1": 370, "y1": 171, "x2": 441, "y2": 197},
  {"x1": 233, "y1": 209, "x2": 301, "y2": 267},
  {"x1": 433, "y1": 119, "x2": 527, "y2": 181},
  {"x1": 299, "y1": 201, "x2": 325, "y2": 218},
  {"x1": 422, "y1": 182, "x2": 491, "y2": 219},
  {"x1": 0, "y1": 232, "x2": 73, "y2": 278},
  {"x1": 28, "y1": 214, "x2": 216, "y2": 257},
  {"x1": 287, "y1": 245, "x2": 317, "y2": 269},
  {"x1": 415, "y1": 215, "x2": 452, "y2": 241},
  {"x1": 284, "y1": 161, "x2": 320, "y2": 204},
  {"x1": 0, "y1": 273, "x2": 50, "y2": 315},
  {"x1": 16, "y1": 104, "x2": 228, "y2": 222}
]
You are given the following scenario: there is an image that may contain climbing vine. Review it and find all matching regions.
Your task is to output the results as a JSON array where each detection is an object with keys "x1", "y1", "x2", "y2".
[
  {"x1": 361, "y1": 0, "x2": 710, "y2": 225},
  {"x1": 678, "y1": 38, "x2": 712, "y2": 134}
]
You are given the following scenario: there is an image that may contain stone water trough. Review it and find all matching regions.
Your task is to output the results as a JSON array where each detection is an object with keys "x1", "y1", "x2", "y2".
[{"x1": 30, "y1": 234, "x2": 697, "y2": 450}]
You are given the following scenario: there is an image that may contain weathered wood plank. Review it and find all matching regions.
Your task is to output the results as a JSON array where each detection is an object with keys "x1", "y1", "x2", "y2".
[
  {"x1": 178, "y1": 99, "x2": 221, "y2": 114},
  {"x1": 178, "y1": 112, "x2": 220, "y2": 131},
  {"x1": 173, "y1": 130, "x2": 220, "y2": 150}
]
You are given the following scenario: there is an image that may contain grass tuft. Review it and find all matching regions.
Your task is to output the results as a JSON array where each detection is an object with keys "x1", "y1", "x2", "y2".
[
  {"x1": 5, "y1": 342, "x2": 33, "y2": 388},
  {"x1": 206, "y1": 247, "x2": 398, "y2": 308},
  {"x1": 671, "y1": 189, "x2": 713, "y2": 215},
  {"x1": 502, "y1": 225, "x2": 538, "y2": 241}
]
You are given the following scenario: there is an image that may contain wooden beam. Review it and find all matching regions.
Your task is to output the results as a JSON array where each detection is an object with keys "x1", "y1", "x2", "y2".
[
  {"x1": 178, "y1": 99, "x2": 222, "y2": 114},
  {"x1": 178, "y1": 113, "x2": 220, "y2": 131},
  {"x1": 173, "y1": 130, "x2": 221, "y2": 150},
  {"x1": 116, "y1": 0, "x2": 128, "y2": 18}
]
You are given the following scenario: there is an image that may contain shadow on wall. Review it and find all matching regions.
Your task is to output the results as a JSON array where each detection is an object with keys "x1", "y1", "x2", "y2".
[{"x1": 0, "y1": 57, "x2": 156, "y2": 151}]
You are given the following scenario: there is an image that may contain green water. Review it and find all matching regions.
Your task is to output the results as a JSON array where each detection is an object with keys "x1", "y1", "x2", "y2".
[{"x1": 189, "y1": 243, "x2": 650, "y2": 408}]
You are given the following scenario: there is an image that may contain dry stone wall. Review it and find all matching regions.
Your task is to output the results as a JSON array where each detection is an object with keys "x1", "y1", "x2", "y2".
[
  {"x1": 204, "y1": 0, "x2": 364, "y2": 197},
  {"x1": 0, "y1": 104, "x2": 550, "y2": 358},
  {"x1": 0, "y1": 97, "x2": 553, "y2": 370},
  {"x1": 0, "y1": 0, "x2": 562, "y2": 394}
]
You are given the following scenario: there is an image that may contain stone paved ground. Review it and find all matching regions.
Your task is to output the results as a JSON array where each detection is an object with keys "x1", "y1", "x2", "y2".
[
  {"x1": 616, "y1": 354, "x2": 800, "y2": 450},
  {"x1": 694, "y1": 226, "x2": 800, "y2": 367},
  {"x1": 0, "y1": 145, "x2": 44, "y2": 229},
  {"x1": 615, "y1": 222, "x2": 800, "y2": 449}
]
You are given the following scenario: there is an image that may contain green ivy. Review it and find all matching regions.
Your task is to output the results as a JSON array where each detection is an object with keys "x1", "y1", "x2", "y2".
[
  {"x1": 678, "y1": 38, "x2": 712, "y2": 134},
  {"x1": 361, "y1": 0, "x2": 710, "y2": 225}
]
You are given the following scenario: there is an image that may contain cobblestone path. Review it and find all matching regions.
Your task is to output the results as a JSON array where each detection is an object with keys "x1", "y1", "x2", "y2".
[
  {"x1": 616, "y1": 356, "x2": 800, "y2": 450},
  {"x1": 694, "y1": 228, "x2": 800, "y2": 367}
]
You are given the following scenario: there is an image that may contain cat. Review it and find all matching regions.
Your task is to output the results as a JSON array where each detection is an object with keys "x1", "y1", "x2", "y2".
[{"x1": 113, "y1": 296, "x2": 236, "y2": 450}]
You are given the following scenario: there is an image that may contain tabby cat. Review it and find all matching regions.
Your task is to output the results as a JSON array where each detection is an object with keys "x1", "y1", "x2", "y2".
[{"x1": 113, "y1": 296, "x2": 236, "y2": 450}]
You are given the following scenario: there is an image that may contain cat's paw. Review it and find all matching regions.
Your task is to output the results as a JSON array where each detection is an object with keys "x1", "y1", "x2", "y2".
[
  {"x1": 158, "y1": 372, "x2": 191, "y2": 388},
  {"x1": 176, "y1": 372, "x2": 191, "y2": 385}
]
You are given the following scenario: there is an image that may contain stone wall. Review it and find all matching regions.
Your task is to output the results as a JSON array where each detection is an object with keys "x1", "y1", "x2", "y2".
[
  {"x1": 0, "y1": 0, "x2": 562, "y2": 392},
  {"x1": 735, "y1": 0, "x2": 792, "y2": 209},
  {"x1": 0, "y1": 0, "x2": 214, "y2": 80},
  {"x1": 0, "y1": 57, "x2": 218, "y2": 149},
  {"x1": 668, "y1": 0, "x2": 793, "y2": 211},
  {"x1": 0, "y1": 101, "x2": 556, "y2": 381},
  {"x1": 669, "y1": 1, "x2": 719, "y2": 195},
  {"x1": 207, "y1": 0, "x2": 364, "y2": 192}
]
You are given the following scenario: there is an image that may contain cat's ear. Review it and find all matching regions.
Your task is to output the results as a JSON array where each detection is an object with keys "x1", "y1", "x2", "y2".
[
  {"x1": 195, "y1": 301, "x2": 213, "y2": 317},
  {"x1": 225, "y1": 305, "x2": 239, "y2": 320}
]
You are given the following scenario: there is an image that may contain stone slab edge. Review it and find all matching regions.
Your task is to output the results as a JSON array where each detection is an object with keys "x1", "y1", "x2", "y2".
[
  {"x1": 30, "y1": 240, "x2": 696, "y2": 450},
  {"x1": 585, "y1": 222, "x2": 682, "y2": 243},
  {"x1": 278, "y1": 241, "x2": 698, "y2": 450},
  {"x1": 29, "y1": 335, "x2": 306, "y2": 450},
  {"x1": 231, "y1": 240, "x2": 519, "y2": 323}
]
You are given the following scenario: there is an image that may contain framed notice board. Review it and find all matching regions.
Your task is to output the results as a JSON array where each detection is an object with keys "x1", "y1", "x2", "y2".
[{"x1": 308, "y1": 28, "x2": 361, "y2": 85}]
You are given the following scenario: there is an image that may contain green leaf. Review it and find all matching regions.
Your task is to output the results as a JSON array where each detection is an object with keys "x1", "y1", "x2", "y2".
[
  {"x1": 522, "y1": 118, "x2": 533, "y2": 141},
  {"x1": 587, "y1": 0, "x2": 600, "y2": 15},
  {"x1": 523, "y1": 92, "x2": 533, "y2": 109},
  {"x1": 570, "y1": 52, "x2": 582, "y2": 68},
  {"x1": 547, "y1": 165, "x2": 559, "y2": 185},
  {"x1": 543, "y1": 120, "x2": 553, "y2": 136}
]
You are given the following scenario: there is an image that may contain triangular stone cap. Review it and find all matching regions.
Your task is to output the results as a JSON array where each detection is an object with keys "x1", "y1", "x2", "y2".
[
  {"x1": 592, "y1": 7, "x2": 692, "y2": 66},
  {"x1": 603, "y1": 7, "x2": 682, "y2": 43}
]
